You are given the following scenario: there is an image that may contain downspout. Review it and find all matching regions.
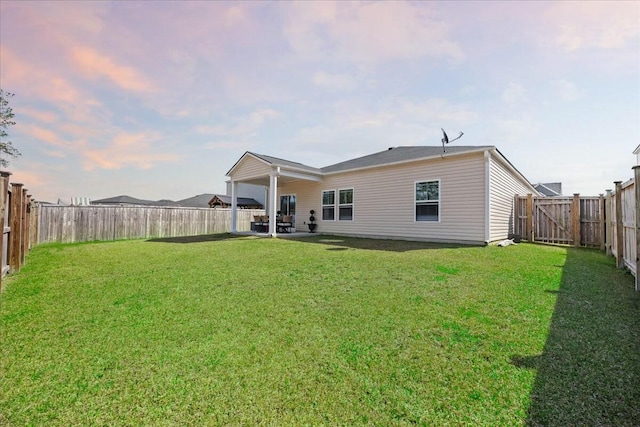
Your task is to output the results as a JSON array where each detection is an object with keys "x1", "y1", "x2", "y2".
[{"x1": 484, "y1": 150, "x2": 491, "y2": 245}]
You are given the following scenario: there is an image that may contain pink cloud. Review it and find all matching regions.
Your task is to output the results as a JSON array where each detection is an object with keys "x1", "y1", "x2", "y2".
[
  {"x1": 81, "y1": 132, "x2": 181, "y2": 171},
  {"x1": 20, "y1": 107, "x2": 58, "y2": 124},
  {"x1": 8, "y1": 169, "x2": 46, "y2": 191},
  {"x1": 71, "y1": 46, "x2": 154, "y2": 92},
  {"x1": 0, "y1": 46, "x2": 95, "y2": 108}
]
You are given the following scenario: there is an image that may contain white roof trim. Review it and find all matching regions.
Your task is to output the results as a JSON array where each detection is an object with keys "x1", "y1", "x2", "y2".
[{"x1": 277, "y1": 168, "x2": 323, "y2": 182}]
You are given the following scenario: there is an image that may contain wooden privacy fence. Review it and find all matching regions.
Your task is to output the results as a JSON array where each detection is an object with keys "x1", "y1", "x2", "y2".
[
  {"x1": 37, "y1": 205, "x2": 264, "y2": 244},
  {"x1": 514, "y1": 193, "x2": 605, "y2": 248},
  {"x1": 516, "y1": 166, "x2": 640, "y2": 291},
  {"x1": 607, "y1": 179, "x2": 636, "y2": 276},
  {"x1": 0, "y1": 171, "x2": 38, "y2": 290}
]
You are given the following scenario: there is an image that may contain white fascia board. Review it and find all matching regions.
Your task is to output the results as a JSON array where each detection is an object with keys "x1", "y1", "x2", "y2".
[{"x1": 277, "y1": 168, "x2": 323, "y2": 182}]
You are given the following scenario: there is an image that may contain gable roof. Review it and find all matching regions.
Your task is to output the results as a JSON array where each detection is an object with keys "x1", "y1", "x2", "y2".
[
  {"x1": 226, "y1": 151, "x2": 322, "y2": 176},
  {"x1": 227, "y1": 145, "x2": 536, "y2": 194},
  {"x1": 321, "y1": 146, "x2": 493, "y2": 174}
]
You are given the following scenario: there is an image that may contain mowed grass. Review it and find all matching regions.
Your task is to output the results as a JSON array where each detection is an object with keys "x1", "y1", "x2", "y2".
[{"x1": 1, "y1": 235, "x2": 639, "y2": 426}]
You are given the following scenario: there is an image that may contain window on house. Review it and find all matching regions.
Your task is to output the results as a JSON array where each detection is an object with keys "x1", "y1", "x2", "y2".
[
  {"x1": 322, "y1": 190, "x2": 335, "y2": 220},
  {"x1": 339, "y1": 188, "x2": 353, "y2": 220},
  {"x1": 415, "y1": 180, "x2": 440, "y2": 221}
]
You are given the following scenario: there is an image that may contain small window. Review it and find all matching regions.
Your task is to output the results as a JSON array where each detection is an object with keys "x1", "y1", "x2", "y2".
[
  {"x1": 338, "y1": 188, "x2": 353, "y2": 221},
  {"x1": 415, "y1": 180, "x2": 440, "y2": 221},
  {"x1": 322, "y1": 190, "x2": 335, "y2": 221}
]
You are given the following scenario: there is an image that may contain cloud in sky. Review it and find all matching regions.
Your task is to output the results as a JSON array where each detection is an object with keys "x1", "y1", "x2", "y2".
[
  {"x1": 282, "y1": 1, "x2": 464, "y2": 64},
  {"x1": 0, "y1": 0, "x2": 638, "y2": 203},
  {"x1": 71, "y1": 47, "x2": 155, "y2": 93},
  {"x1": 546, "y1": 1, "x2": 640, "y2": 51}
]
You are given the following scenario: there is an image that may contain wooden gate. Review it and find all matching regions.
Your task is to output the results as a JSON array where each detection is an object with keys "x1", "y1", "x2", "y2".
[
  {"x1": 514, "y1": 194, "x2": 604, "y2": 248},
  {"x1": 533, "y1": 197, "x2": 573, "y2": 245}
]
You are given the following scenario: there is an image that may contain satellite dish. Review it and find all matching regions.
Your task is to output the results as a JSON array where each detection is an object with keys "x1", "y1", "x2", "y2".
[{"x1": 441, "y1": 128, "x2": 464, "y2": 153}]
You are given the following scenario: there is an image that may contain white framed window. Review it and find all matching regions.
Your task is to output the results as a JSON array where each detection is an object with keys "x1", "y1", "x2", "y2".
[
  {"x1": 322, "y1": 190, "x2": 335, "y2": 221},
  {"x1": 338, "y1": 188, "x2": 354, "y2": 221},
  {"x1": 415, "y1": 180, "x2": 440, "y2": 222}
]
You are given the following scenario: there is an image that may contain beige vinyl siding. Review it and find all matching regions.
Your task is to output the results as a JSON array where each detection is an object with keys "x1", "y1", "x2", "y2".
[
  {"x1": 279, "y1": 180, "x2": 319, "y2": 231},
  {"x1": 229, "y1": 156, "x2": 271, "y2": 181},
  {"x1": 488, "y1": 153, "x2": 535, "y2": 242},
  {"x1": 281, "y1": 152, "x2": 487, "y2": 244}
]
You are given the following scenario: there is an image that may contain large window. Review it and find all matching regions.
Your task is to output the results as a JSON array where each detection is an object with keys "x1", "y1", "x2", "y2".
[
  {"x1": 322, "y1": 190, "x2": 335, "y2": 220},
  {"x1": 338, "y1": 188, "x2": 353, "y2": 221},
  {"x1": 415, "y1": 180, "x2": 440, "y2": 221}
]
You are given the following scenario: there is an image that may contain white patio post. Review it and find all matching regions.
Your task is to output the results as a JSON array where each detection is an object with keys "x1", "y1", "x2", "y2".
[
  {"x1": 230, "y1": 180, "x2": 237, "y2": 233},
  {"x1": 269, "y1": 170, "x2": 278, "y2": 236}
]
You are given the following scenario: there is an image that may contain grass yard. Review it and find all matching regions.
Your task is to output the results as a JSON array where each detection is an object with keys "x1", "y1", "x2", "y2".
[{"x1": 1, "y1": 235, "x2": 639, "y2": 426}]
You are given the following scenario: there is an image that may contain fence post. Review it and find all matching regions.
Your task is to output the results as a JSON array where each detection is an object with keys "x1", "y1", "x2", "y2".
[
  {"x1": 634, "y1": 167, "x2": 640, "y2": 291},
  {"x1": 0, "y1": 171, "x2": 10, "y2": 289},
  {"x1": 23, "y1": 192, "x2": 31, "y2": 261},
  {"x1": 9, "y1": 182, "x2": 24, "y2": 273},
  {"x1": 572, "y1": 193, "x2": 581, "y2": 247},
  {"x1": 20, "y1": 188, "x2": 28, "y2": 267},
  {"x1": 614, "y1": 181, "x2": 624, "y2": 269},
  {"x1": 599, "y1": 194, "x2": 605, "y2": 251},
  {"x1": 605, "y1": 189, "x2": 613, "y2": 255},
  {"x1": 31, "y1": 201, "x2": 39, "y2": 247},
  {"x1": 526, "y1": 193, "x2": 533, "y2": 242}
]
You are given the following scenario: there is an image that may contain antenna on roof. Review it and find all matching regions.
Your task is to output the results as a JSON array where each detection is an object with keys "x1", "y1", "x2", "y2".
[{"x1": 441, "y1": 128, "x2": 464, "y2": 156}]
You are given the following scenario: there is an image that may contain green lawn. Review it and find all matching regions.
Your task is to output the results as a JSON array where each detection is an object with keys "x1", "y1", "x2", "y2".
[{"x1": 1, "y1": 235, "x2": 639, "y2": 426}]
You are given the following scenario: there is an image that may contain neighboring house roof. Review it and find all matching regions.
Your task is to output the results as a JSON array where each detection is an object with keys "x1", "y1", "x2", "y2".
[
  {"x1": 176, "y1": 194, "x2": 215, "y2": 208},
  {"x1": 208, "y1": 194, "x2": 263, "y2": 209},
  {"x1": 92, "y1": 195, "x2": 155, "y2": 205},
  {"x1": 91, "y1": 194, "x2": 226, "y2": 208},
  {"x1": 534, "y1": 182, "x2": 562, "y2": 197}
]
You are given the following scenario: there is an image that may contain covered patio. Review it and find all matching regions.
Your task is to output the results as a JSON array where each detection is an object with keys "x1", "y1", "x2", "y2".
[{"x1": 226, "y1": 152, "x2": 323, "y2": 237}]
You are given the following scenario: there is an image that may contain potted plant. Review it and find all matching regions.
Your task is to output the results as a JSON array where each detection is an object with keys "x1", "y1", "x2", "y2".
[{"x1": 308, "y1": 210, "x2": 317, "y2": 233}]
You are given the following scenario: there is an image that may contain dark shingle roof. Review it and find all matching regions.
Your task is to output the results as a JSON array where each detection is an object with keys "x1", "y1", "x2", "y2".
[
  {"x1": 320, "y1": 146, "x2": 493, "y2": 174},
  {"x1": 209, "y1": 194, "x2": 263, "y2": 208},
  {"x1": 247, "y1": 152, "x2": 322, "y2": 174},
  {"x1": 92, "y1": 195, "x2": 156, "y2": 205},
  {"x1": 176, "y1": 194, "x2": 215, "y2": 208}
]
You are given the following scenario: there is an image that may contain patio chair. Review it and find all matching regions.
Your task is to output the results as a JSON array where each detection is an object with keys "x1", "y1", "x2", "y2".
[{"x1": 277, "y1": 215, "x2": 293, "y2": 233}]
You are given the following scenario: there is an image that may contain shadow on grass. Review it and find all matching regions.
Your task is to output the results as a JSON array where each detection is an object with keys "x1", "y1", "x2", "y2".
[
  {"x1": 284, "y1": 235, "x2": 476, "y2": 253},
  {"x1": 512, "y1": 247, "x2": 640, "y2": 426},
  {"x1": 146, "y1": 233, "x2": 248, "y2": 244}
]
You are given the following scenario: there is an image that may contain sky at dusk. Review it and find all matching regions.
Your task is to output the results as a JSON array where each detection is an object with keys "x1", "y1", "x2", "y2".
[{"x1": 1, "y1": 0, "x2": 639, "y2": 203}]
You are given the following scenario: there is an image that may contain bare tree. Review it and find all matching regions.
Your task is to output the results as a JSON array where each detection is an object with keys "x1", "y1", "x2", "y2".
[{"x1": 0, "y1": 89, "x2": 21, "y2": 168}]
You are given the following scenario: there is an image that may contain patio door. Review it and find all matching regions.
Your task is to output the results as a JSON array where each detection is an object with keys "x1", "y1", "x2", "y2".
[{"x1": 279, "y1": 194, "x2": 296, "y2": 226}]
